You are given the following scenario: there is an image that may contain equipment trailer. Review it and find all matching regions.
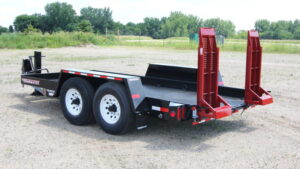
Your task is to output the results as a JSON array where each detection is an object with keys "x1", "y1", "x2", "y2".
[{"x1": 21, "y1": 28, "x2": 273, "y2": 134}]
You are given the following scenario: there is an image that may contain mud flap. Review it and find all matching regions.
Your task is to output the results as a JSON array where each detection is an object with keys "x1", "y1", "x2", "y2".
[{"x1": 136, "y1": 112, "x2": 148, "y2": 130}]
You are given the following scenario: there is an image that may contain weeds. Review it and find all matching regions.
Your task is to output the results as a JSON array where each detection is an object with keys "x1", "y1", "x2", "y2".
[{"x1": 0, "y1": 32, "x2": 299, "y2": 54}]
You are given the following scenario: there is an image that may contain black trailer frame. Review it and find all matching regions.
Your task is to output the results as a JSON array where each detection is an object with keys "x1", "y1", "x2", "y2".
[{"x1": 20, "y1": 28, "x2": 273, "y2": 134}]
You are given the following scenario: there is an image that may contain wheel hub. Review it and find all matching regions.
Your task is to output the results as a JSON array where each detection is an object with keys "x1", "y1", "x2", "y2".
[
  {"x1": 65, "y1": 88, "x2": 83, "y2": 116},
  {"x1": 71, "y1": 98, "x2": 80, "y2": 105},
  {"x1": 108, "y1": 104, "x2": 117, "y2": 112},
  {"x1": 100, "y1": 94, "x2": 121, "y2": 124}
]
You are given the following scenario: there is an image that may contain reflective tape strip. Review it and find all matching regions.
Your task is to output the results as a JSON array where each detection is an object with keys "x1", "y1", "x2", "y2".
[
  {"x1": 152, "y1": 106, "x2": 160, "y2": 111},
  {"x1": 87, "y1": 74, "x2": 94, "y2": 77},
  {"x1": 199, "y1": 118, "x2": 215, "y2": 124},
  {"x1": 151, "y1": 106, "x2": 169, "y2": 113},
  {"x1": 132, "y1": 94, "x2": 140, "y2": 99},
  {"x1": 114, "y1": 77, "x2": 122, "y2": 81},
  {"x1": 61, "y1": 70, "x2": 123, "y2": 81}
]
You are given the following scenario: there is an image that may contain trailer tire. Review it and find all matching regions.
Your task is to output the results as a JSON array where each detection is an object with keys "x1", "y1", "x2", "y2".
[
  {"x1": 93, "y1": 82, "x2": 134, "y2": 135},
  {"x1": 60, "y1": 77, "x2": 94, "y2": 125}
]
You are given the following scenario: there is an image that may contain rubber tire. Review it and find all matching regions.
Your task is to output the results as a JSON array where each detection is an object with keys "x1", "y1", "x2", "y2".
[
  {"x1": 93, "y1": 82, "x2": 134, "y2": 135},
  {"x1": 60, "y1": 77, "x2": 94, "y2": 125}
]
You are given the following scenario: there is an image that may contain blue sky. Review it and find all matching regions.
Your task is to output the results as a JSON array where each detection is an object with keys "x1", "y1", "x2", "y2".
[{"x1": 0, "y1": 0, "x2": 299, "y2": 30}]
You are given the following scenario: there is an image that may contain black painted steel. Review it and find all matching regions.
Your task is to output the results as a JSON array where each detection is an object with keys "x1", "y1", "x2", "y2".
[
  {"x1": 21, "y1": 53, "x2": 247, "y2": 121},
  {"x1": 33, "y1": 51, "x2": 42, "y2": 73}
]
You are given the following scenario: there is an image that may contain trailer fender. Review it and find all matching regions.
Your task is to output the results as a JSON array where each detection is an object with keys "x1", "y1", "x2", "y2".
[{"x1": 125, "y1": 77, "x2": 146, "y2": 112}]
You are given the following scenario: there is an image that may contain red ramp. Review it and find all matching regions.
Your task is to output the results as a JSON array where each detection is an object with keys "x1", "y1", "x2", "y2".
[{"x1": 244, "y1": 30, "x2": 273, "y2": 105}]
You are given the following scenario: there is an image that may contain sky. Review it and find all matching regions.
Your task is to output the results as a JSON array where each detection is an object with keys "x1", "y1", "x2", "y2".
[{"x1": 0, "y1": 0, "x2": 299, "y2": 30}]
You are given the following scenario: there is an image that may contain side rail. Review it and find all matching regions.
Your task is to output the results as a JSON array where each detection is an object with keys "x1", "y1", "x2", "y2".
[{"x1": 244, "y1": 31, "x2": 273, "y2": 105}]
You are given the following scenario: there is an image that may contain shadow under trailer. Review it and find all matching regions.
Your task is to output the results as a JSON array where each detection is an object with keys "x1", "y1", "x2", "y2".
[{"x1": 20, "y1": 28, "x2": 273, "y2": 134}]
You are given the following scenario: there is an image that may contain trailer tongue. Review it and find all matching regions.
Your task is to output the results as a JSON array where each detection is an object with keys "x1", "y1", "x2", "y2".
[{"x1": 20, "y1": 27, "x2": 273, "y2": 134}]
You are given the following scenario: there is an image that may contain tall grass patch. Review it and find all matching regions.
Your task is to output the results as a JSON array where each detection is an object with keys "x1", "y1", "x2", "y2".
[{"x1": 0, "y1": 32, "x2": 116, "y2": 49}]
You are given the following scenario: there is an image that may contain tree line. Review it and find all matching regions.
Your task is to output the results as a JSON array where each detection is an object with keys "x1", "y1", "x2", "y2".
[
  {"x1": 255, "y1": 19, "x2": 300, "y2": 39},
  {"x1": 0, "y1": 2, "x2": 299, "y2": 40},
  {"x1": 0, "y1": 2, "x2": 235, "y2": 38}
]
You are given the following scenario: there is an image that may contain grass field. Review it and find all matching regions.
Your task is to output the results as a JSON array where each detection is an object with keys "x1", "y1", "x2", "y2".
[{"x1": 0, "y1": 32, "x2": 300, "y2": 54}]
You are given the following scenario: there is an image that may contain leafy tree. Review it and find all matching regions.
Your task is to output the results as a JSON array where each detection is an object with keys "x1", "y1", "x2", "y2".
[
  {"x1": 24, "y1": 24, "x2": 39, "y2": 34},
  {"x1": 112, "y1": 22, "x2": 125, "y2": 35},
  {"x1": 292, "y1": 20, "x2": 300, "y2": 33},
  {"x1": 269, "y1": 21, "x2": 293, "y2": 39},
  {"x1": 294, "y1": 27, "x2": 300, "y2": 39},
  {"x1": 13, "y1": 14, "x2": 40, "y2": 32},
  {"x1": 255, "y1": 19, "x2": 270, "y2": 33},
  {"x1": 44, "y1": 2, "x2": 77, "y2": 32},
  {"x1": 0, "y1": 26, "x2": 8, "y2": 34},
  {"x1": 76, "y1": 20, "x2": 93, "y2": 32},
  {"x1": 80, "y1": 7, "x2": 113, "y2": 33},
  {"x1": 142, "y1": 17, "x2": 162, "y2": 39},
  {"x1": 234, "y1": 30, "x2": 247, "y2": 39},
  {"x1": 203, "y1": 18, "x2": 235, "y2": 38},
  {"x1": 123, "y1": 22, "x2": 140, "y2": 35},
  {"x1": 8, "y1": 25, "x2": 14, "y2": 33},
  {"x1": 254, "y1": 19, "x2": 300, "y2": 39},
  {"x1": 161, "y1": 12, "x2": 202, "y2": 38}
]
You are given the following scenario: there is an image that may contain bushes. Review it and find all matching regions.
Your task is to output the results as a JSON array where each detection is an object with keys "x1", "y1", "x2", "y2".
[{"x1": 0, "y1": 32, "x2": 116, "y2": 49}]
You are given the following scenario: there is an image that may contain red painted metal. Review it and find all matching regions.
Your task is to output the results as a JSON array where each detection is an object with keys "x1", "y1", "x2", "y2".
[
  {"x1": 197, "y1": 28, "x2": 231, "y2": 119},
  {"x1": 176, "y1": 108, "x2": 181, "y2": 121},
  {"x1": 244, "y1": 30, "x2": 273, "y2": 105},
  {"x1": 181, "y1": 107, "x2": 185, "y2": 120}
]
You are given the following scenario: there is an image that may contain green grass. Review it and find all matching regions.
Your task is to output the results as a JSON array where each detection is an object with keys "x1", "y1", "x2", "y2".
[
  {"x1": 0, "y1": 33, "x2": 299, "y2": 54},
  {"x1": 50, "y1": 55, "x2": 131, "y2": 62},
  {"x1": 117, "y1": 40, "x2": 197, "y2": 50},
  {"x1": 118, "y1": 35, "x2": 153, "y2": 40},
  {"x1": 222, "y1": 39, "x2": 300, "y2": 54},
  {"x1": 0, "y1": 32, "x2": 117, "y2": 49},
  {"x1": 166, "y1": 37, "x2": 189, "y2": 40}
]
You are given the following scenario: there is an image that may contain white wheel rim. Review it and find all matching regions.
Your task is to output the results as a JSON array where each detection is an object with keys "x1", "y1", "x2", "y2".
[
  {"x1": 100, "y1": 94, "x2": 121, "y2": 124},
  {"x1": 65, "y1": 88, "x2": 83, "y2": 116}
]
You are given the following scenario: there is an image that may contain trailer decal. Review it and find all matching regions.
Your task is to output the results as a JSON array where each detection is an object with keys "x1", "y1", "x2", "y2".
[
  {"x1": 62, "y1": 70, "x2": 123, "y2": 81},
  {"x1": 22, "y1": 78, "x2": 40, "y2": 85}
]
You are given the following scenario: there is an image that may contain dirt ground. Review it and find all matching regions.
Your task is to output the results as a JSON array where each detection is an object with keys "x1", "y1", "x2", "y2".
[{"x1": 0, "y1": 46, "x2": 299, "y2": 169}]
